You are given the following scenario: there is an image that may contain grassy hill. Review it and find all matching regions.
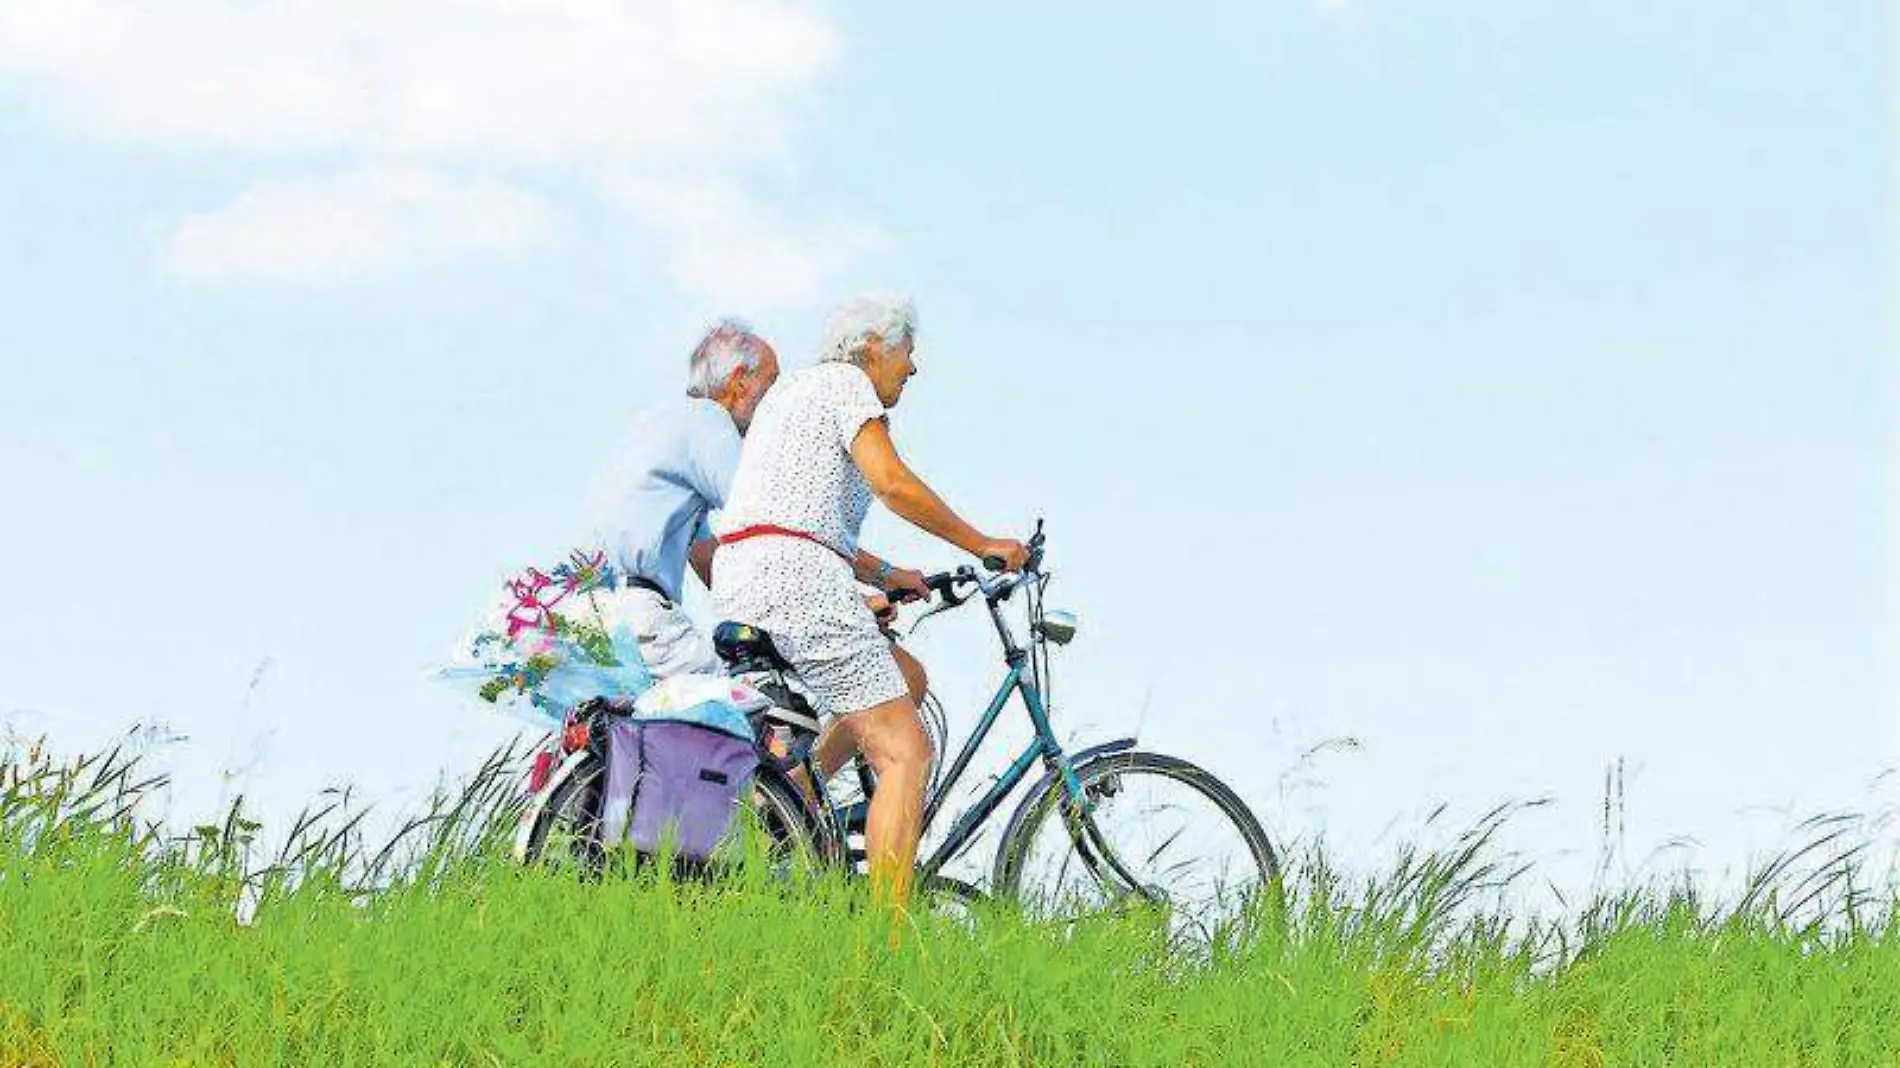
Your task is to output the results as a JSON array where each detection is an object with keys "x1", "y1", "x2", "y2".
[{"x1": 4, "y1": 747, "x2": 1896, "y2": 1066}]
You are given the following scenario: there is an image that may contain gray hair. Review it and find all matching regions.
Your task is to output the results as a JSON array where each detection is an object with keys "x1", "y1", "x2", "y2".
[
  {"x1": 685, "y1": 318, "x2": 767, "y2": 398},
  {"x1": 819, "y1": 294, "x2": 916, "y2": 367}
]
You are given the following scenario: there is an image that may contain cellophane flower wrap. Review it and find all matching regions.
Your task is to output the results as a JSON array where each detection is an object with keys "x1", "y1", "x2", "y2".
[{"x1": 439, "y1": 548, "x2": 654, "y2": 727}]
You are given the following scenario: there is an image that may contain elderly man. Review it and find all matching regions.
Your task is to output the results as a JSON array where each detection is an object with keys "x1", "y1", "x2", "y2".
[{"x1": 584, "y1": 320, "x2": 779, "y2": 680}]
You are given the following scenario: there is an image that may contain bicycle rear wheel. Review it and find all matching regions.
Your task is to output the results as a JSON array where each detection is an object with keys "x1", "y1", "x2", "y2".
[
  {"x1": 519, "y1": 754, "x2": 608, "y2": 875},
  {"x1": 728, "y1": 766, "x2": 834, "y2": 877},
  {"x1": 993, "y1": 751, "x2": 1281, "y2": 948},
  {"x1": 519, "y1": 757, "x2": 827, "y2": 878}
]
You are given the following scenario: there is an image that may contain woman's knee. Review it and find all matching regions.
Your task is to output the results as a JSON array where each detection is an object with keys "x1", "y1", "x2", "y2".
[{"x1": 852, "y1": 699, "x2": 931, "y2": 773}]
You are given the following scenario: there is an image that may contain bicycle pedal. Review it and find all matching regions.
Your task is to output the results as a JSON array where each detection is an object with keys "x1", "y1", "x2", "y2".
[{"x1": 840, "y1": 800, "x2": 869, "y2": 835}]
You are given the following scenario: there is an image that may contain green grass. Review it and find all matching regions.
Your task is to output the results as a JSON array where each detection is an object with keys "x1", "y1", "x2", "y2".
[{"x1": 3, "y1": 745, "x2": 1898, "y2": 1067}]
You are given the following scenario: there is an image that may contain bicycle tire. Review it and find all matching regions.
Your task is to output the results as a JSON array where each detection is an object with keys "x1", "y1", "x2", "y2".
[
  {"x1": 992, "y1": 750, "x2": 1282, "y2": 935},
  {"x1": 738, "y1": 765, "x2": 837, "y2": 872},
  {"x1": 519, "y1": 756, "x2": 832, "y2": 875},
  {"x1": 520, "y1": 753, "x2": 608, "y2": 875}
]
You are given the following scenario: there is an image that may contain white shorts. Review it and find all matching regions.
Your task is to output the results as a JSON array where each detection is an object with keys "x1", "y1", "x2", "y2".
[
  {"x1": 712, "y1": 538, "x2": 909, "y2": 717},
  {"x1": 591, "y1": 586, "x2": 724, "y2": 681}
]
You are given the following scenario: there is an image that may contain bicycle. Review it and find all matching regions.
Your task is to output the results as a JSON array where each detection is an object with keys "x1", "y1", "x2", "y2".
[{"x1": 515, "y1": 523, "x2": 1282, "y2": 941}]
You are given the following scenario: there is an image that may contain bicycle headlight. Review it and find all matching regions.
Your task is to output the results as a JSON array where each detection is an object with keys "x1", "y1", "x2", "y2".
[{"x1": 1037, "y1": 609, "x2": 1078, "y2": 646}]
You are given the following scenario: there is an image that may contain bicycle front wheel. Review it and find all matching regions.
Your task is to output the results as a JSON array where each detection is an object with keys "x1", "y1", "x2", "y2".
[{"x1": 993, "y1": 751, "x2": 1282, "y2": 946}]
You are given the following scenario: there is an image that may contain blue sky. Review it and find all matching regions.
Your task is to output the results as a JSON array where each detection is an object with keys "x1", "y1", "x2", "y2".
[{"x1": 1, "y1": 1, "x2": 1892, "y2": 898}]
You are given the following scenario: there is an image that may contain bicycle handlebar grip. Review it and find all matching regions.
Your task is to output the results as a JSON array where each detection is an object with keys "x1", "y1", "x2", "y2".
[{"x1": 982, "y1": 555, "x2": 1007, "y2": 572}]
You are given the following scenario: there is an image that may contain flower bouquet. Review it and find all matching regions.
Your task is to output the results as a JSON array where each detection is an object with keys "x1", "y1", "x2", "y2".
[{"x1": 438, "y1": 548, "x2": 654, "y2": 727}]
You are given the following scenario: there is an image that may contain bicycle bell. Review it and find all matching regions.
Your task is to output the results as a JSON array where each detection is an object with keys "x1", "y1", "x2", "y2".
[{"x1": 1035, "y1": 608, "x2": 1079, "y2": 645}]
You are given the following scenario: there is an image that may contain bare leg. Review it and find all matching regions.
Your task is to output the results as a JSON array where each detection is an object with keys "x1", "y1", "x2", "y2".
[
  {"x1": 785, "y1": 718, "x2": 857, "y2": 806},
  {"x1": 839, "y1": 695, "x2": 932, "y2": 911},
  {"x1": 811, "y1": 720, "x2": 859, "y2": 781},
  {"x1": 794, "y1": 641, "x2": 929, "y2": 798}
]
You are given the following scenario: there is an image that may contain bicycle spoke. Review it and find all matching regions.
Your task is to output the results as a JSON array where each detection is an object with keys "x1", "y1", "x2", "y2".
[{"x1": 1145, "y1": 827, "x2": 1187, "y2": 868}]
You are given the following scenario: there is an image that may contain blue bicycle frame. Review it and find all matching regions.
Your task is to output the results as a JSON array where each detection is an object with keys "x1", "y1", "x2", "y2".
[
  {"x1": 763, "y1": 533, "x2": 1159, "y2": 897},
  {"x1": 897, "y1": 572, "x2": 1095, "y2": 881}
]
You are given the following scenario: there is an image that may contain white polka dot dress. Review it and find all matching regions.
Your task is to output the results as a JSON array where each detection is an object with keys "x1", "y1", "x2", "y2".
[{"x1": 712, "y1": 364, "x2": 909, "y2": 717}]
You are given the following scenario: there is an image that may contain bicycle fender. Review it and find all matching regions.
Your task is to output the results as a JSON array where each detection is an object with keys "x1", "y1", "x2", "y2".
[
  {"x1": 989, "y1": 737, "x2": 1137, "y2": 883},
  {"x1": 510, "y1": 749, "x2": 597, "y2": 864}
]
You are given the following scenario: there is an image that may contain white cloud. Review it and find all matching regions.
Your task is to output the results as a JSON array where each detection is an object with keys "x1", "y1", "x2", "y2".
[
  {"x1": 167, "y1": 167, "x2": 556, "y2": 282},
  {"x1": 0, "y1": 0, "x2": 836, "y2": 160},
  {"x1": 0, "y1": 0, "x2": 870, "y2": 300},
  {"x1": 617, "y1": 180, "x2": 889, "y2": 310}
]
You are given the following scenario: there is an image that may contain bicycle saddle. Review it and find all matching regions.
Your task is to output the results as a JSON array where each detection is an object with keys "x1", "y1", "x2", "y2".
[{"x1": 712, "y1": 621, "x2": 794, "y2": 674}]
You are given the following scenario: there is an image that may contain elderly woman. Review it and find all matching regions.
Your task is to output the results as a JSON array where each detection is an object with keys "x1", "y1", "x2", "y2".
[{"x1": 713, "y1": 294, "x2": 1028, "y2": 907}]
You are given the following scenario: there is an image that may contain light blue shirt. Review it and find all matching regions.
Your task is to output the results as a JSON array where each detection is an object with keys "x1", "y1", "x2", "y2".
[{"x1": 584, "y1": 397, "x2": 742, "y2": 602}]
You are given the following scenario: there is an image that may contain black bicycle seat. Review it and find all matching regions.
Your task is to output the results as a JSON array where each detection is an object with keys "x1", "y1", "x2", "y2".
[{"x1": 712, "y1": 621, "x2": 794, "y2": 673}]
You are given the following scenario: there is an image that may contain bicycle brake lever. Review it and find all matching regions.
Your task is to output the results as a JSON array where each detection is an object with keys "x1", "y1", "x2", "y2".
[{"x1": 897, "y1": 600, "x2": 956, "y2": 639}]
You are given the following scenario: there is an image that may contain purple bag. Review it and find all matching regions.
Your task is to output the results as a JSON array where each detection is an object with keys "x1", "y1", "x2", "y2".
[{"x1": 597, "y1": 681, "x2": 761, "y2": 861}]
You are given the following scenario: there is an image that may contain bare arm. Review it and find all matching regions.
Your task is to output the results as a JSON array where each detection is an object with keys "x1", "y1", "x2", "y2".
[
  {"x1": 851, "y1": 548, "x2": 888, "y2": 586},
  {"x1": 850, "y1": 547, "x2": 931, "y2": 600},
  {"x1": 689, "y1": 535, "x2": 717, "y2": 589},
  {"x1": 849, "y1": 419, "x2": 988, "y2": 556}
]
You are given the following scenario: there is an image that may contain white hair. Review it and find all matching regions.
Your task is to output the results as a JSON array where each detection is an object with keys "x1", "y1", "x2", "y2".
[
  {"x1": 819, "y1": 293, "x2": 917, "y2": 367},
  {"x1": 685, "y1": 318, "x2": 766, "y2": 398}
]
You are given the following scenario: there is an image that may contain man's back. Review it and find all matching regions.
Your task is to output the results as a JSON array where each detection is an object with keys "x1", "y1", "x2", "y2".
[{"x1": 585, "y1": 396, "x2": 740, "y2": 603}]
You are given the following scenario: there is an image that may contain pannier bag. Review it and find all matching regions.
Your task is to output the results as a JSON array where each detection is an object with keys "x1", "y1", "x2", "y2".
[{"x1": 598, "y1": 675, "x2": 769, "y2": 860}]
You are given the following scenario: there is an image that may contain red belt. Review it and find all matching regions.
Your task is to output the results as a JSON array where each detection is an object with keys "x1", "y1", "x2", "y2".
[{"x1": 716, "y1": 524, "x2": 852, "y2": 563}]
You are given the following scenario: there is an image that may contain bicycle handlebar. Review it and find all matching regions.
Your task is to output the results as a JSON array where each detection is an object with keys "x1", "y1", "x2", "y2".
[
  {"x1": 981, "y1": 519, "x2": 1047, "y2": 575},
  {"x1": 892, "y1": 523, "x2": 1047, "y2": 625}
]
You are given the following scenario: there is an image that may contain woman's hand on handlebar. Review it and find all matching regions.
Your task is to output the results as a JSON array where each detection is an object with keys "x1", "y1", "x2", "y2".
[
  {"x1": 863, "y1": 592, "x2": 903, "y2": 636},
  {"x1": 880, "y1": 566, "x2": 932, "y2": 603},
  {"x1": 977, "y1": 537, "x2": 1030, "y2": 572}
]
